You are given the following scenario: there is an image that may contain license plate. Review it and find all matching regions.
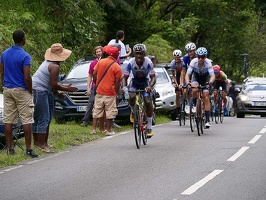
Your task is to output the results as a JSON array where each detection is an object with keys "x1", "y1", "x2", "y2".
[
  {"x1": 77, "y1": 106, "x2": 87, "y2": 112},
  {"x1": 254, "y1": 102, "x2": 266, "y2": 106}
]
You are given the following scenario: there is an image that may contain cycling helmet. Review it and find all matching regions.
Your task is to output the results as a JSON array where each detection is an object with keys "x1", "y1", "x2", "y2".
[
  {"x1": 133, "y1": 44, "x2": 147, "y2": 54},
  {"x1": 213, "y1": 65, "x2": 221, "y2": 74},
  {"x1": 173, "y1": 49, "x2": 182, "y2": 57},
  {"x1": 196, "y1": 47, "x2": 208, "y2": 56},
  {"x1": 185, "y1": 42, "x2": 196, "y2": 52}
]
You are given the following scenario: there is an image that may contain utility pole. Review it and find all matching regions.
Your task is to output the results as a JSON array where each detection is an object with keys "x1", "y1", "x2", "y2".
[{"x1": 240, "y1": 53, "x2": 249, "y2": 78}]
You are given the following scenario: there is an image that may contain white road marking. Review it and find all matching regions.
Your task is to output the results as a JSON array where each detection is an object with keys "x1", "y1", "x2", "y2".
[
  {"x1": 227, "y1": 147, "x2": 249, "y2": 162},
  {"x1": 259, "y1": 128, "x2": 266, "y2": 134},
  {"x1": 248, "y1": 135, "x2": 262, "y2": 144},
  {"x1": 181, "y1": 170, "x2": 223, "y2": 195}
]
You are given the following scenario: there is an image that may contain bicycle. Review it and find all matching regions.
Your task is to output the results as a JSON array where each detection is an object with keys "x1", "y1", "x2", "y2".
[
  {"x1": 190, "y1": 85, "x2": 207, "y2": 136},
  {"x1": 131, "y1": 90, "x2": 148, "y2": 149},
  {"x1": 214, "y1": 87, "x2": 224, "y2": 124},
  {"x1": 187, "y1": 89, "x2": 196, "y2": 133}
]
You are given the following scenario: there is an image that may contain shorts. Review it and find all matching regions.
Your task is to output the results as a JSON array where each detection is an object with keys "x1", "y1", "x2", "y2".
[
  {"x1": 213, "y1": 81, "x2": 227, "y2": 91},
  {"x1": 32, "y1": 90, "x2": 54, "y2": 134},
  {"x1": 128, "y1": 78, "x2": 152, "y2": 97},
  {"x1": 93, "y1": 94, "x2": 118, "y2": 119},
  {"x1": 3, "y1": 87, "x2": 34, "y2": 124},
  {"x1": 191, "y1": 73, "x2": 210, "y2": 93}
]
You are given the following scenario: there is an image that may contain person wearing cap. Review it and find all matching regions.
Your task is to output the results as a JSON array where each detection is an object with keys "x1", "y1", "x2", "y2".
[
  {"x1": 0, "y1": 30, "x2": 38, "y2": 157},
  {"x1": 32, "y1": 43, "x2": 78, "y2": 153},
  {"x1": 108, "y1": 30, "x2": 132, "y2": 64},
  {"x1": 91, "y1": 45, "x2": 122, "y2": 136}
]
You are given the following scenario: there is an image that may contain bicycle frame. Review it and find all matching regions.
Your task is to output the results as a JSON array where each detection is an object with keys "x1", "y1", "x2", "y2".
[
  {"x1": 191, "y1": 85, "x2": 206, "y2": 136},
  {"x1": 132, "y1": 90, "x2": 148, "y2": 149}
]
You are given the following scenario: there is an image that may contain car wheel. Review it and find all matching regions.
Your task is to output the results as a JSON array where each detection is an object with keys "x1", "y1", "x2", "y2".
[
  {"x1": 236, "y1": 113, "x2": 245, "y2": 118},
  {"x1": 54, "y1": 117, "x2": 66, "y2": 124}
]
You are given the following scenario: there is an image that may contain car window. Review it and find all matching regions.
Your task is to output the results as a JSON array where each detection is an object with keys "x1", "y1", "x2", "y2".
[
  {"x1": 65, "y1": 62, "x2": 91, "y2": 79},
  {"x1": 246, "y1": 84, "x2": 266, "y2": 91},
  {"x1": 156, "y1": 71, "x2": 169, "y2": 84}
]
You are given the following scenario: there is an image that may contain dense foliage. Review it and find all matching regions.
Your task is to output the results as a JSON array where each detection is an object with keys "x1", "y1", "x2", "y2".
[{"x1": 0, "y1": 0, "x2": 265, "y2": 82}]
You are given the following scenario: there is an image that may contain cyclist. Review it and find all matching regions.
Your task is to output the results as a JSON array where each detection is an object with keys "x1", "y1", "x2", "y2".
[
  {"x1": 185, "y1": 47, "x2": 215, "y2": 128},
  {"x1": 122, "y1": 44, "x2": 156, "y2": 138},
  {"x1": 170, "y1": 49, "x2": 183, "y2": 119},
  {"x1": 180, "y1": 42, "x2": 197, "y2": 106},
  {"x1": 212, "y1": 65, "x2": 230, "y2": 116}
]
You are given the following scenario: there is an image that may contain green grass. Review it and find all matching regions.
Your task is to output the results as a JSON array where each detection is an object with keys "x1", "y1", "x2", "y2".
[{"x1": 0, "y1": 114, "x2": 171, "y2": 169}]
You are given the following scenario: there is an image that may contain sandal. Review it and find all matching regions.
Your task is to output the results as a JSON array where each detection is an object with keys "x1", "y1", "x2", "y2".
[
  {"x1": 90, "y1": 130, "x2": 96, "y2": 134},
  {"x1": 40, "y1": 148, "x2": 54, "y2": 153}
]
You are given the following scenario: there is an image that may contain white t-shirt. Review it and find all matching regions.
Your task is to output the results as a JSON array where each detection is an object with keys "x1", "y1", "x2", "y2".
[{"x1": 108, "y1": 39, "x2": 127, "y2": 57}]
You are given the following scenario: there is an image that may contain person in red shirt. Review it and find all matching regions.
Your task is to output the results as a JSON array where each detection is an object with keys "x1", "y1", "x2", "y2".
[{"x1": 92, "y1": 46, "x2": 123, "y2": 136}]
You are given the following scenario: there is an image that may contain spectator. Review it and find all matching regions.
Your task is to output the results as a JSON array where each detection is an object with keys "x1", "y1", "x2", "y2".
[
  {"x1": 80, "y1": 46, "x2": 103, "y2": 127},
  {"x1": 108, "y1": 30, "x2": 132, "y2": 64},
  {"x1": 32, "y1": 43, "x2": 78, "y2": 153},
  {"x1": 0, "y1": 30, "x2": 38, "y2": 157},
  {"x1": 228, "y1": 81, "x2": 237, "y2": 116},
  {"x1": 91, "y1": 46, "x2": 122, "y2": 136}
]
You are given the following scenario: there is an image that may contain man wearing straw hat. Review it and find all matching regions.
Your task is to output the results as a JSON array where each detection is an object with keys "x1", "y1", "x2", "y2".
[{"x1": 32, "y1": 43, "x2": 78, "y2": 153}]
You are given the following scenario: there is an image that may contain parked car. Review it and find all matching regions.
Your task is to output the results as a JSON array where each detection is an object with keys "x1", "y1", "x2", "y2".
[
  {"x1": 236, "y1": 83, "x2": 266, "y2": 118},
  {"x1": 243, "y1": 77, "x2": 266, "y2": 90},
  {"x1": 53, "y1": 57, "x2": 156, "y2": 124},
  {"x1": 154, "y1": 66, "x2": 177, "y2": 119},
  {"x1": 53, "y1": 57, "x2": 131, "y2": 124}
]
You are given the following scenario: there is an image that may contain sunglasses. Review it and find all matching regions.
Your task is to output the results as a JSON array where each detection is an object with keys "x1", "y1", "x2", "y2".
[{"x1": 198, "y1": 55, "x2": 206, "y2": 59}]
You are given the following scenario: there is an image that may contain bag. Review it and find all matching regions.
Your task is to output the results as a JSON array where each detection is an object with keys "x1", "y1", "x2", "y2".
[{"x1": 94, "y1": 61, "x2": 115, "y2": 95}]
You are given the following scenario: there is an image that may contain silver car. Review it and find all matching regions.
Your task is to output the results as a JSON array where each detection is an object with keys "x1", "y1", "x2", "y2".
[{"x1": 154, "y1": 67, "x2": 177, "y2": 119}]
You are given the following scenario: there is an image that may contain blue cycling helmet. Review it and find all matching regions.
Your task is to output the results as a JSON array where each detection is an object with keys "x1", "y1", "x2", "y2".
[{"x1": 196, "y1": 47, "x2": 208, "y2": 56}]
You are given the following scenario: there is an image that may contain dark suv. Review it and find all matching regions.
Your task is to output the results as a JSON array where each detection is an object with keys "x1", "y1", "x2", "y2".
[{"x1": 53, "y1": 57, "x2": 132, "y2": 124}]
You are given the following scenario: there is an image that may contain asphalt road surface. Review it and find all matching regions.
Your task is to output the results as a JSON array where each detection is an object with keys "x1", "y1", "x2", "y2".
[{"x1": 0, "y1": 116, "x2": 266, "y2": 200}]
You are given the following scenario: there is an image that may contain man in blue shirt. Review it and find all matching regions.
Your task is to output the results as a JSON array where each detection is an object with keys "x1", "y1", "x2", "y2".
[{"x1": 0, "y1": 30, "x2": 38, "y2": 157}]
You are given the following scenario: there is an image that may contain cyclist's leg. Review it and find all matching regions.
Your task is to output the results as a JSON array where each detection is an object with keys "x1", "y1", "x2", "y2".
[
  {"x1": 191, "y1": 74, "x2": 199, "y2": 106},
  {"x1": 201, "y1": 78, "x2": 211, "y2": 127},
  {"x1": 144, "y1": 92, "x2": 153, "y2": 137},
  {"x1": 221, "y1": 82, "x2": 228, "y2": 115},
  {"x1": 175, "y1": 87, "x2": 181, "y2": 118}
]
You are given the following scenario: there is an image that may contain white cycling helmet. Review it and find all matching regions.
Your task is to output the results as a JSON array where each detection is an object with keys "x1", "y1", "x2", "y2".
[
  {"x1": 185, "y1": 42, "x2": 196, "y2": 52},
  {"x1": 133, "y1": 44, "x2": 147, "y2": 54},
  {"x1": 173, "y1": 49, "x2": 182, "y2": 57}
]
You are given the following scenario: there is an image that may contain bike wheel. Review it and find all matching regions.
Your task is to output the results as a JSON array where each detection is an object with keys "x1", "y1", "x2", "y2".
[
  {"x1": 200, "y1": 105, "x2": 205, "y2": 134},
  {"x1": 196, "y1": 99, "x2": 202, "y2": 136},
  {"x1": 214, "y1": 97, "x2": 220, "y2": 124},
  {"x1": 210, "y1": 99, "x2": 214, "y2": 122},
  {"x1": 142, "y1": 124, "x2": 147, "y2": 145},
  {"x1": 220, "y1": 99, "x2": 224, "y2": 123},
  {"x1": 133, "y1": 106, "x2": 141, "y2": 149},
  {"x1": 179, "y1": 97, "x2": 183, "y2": 126},
  {"x1": 189, "y1": 98, "x2": 196, "y2": 132}
]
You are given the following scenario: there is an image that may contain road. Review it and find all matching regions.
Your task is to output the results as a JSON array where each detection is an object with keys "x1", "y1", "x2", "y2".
[{"x1": 0, "y1": 116, "x2": 266, "y2": 200}]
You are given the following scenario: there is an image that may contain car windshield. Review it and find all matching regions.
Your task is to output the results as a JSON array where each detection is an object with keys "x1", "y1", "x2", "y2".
[
  {"x1": 245, "y1": 84, "x2": 266, "y2": 91},
  {"x1": 65, "y1": 62, "x2": 91, "y2": 79},
  {"x1": 156, "y1": 71, "x2": 169, "y2": 84}
]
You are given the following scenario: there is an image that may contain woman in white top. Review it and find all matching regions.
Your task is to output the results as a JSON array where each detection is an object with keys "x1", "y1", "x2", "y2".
[{"x1": 108, "y1": 30, "x2": 132, "y2": 64}]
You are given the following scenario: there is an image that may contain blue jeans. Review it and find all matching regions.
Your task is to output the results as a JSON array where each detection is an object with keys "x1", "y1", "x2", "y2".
[{"x1": 32, "y1": 90, "x2": 54, "y2": 134}]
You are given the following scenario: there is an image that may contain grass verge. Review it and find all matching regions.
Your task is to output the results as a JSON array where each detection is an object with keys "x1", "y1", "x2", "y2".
[{"x1": 0, "y1": 114, "x2": 171, "y2": 169}]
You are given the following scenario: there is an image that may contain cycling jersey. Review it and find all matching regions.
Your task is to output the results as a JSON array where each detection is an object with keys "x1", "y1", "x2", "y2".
[
  {"x1": 215, "y1": 71, "x2": 227, "y2": 82},
  {"x1": 214, "y1": 70, "x2": 228, "y2": 91},
  {"x1": 170, "y1": 58, "x2": 183, "y2": 84},
  {"x1": 187, "y1": 58, "x2": 214, "y2": 86},
  {"x1": 124, "y1": 57, "x2": 155, "y2": 91},
  {"x1": 182, "y1": 54, "x2": 192, "y2": 71}
]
